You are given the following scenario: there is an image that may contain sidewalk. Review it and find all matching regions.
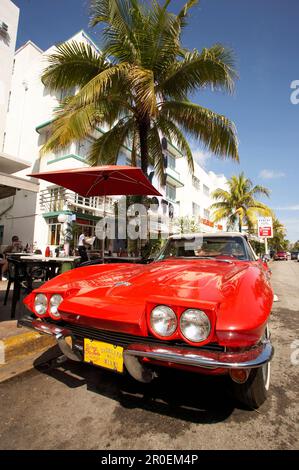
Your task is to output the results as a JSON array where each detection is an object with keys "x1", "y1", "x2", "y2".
[{"x1": 0, "y1": 280, "x2": 56, "y2": 382}]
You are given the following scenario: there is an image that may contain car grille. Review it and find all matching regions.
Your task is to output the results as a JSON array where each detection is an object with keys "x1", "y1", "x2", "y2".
[{"x1": 56, "y1": 321, "x2": 224, "y2": 352}]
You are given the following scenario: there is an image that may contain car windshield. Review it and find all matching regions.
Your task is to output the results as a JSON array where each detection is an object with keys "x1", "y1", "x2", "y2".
[{"x1": 156, "y1": 235, "x2": 252, "y2": 261}]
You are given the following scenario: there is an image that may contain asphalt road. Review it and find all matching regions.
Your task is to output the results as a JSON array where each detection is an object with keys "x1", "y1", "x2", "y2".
[{"x1": 0, "y1": 261, "x2": 298, "y2": 450}]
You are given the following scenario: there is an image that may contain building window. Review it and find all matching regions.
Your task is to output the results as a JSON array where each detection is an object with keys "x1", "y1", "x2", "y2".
[
  {"x1": 47, "y1": 218, "x2": 62, "y2": 245},
  {"x1": 167, "y1": 154, "x2": 176, "y2": 171},
  {"x1": 166, "y1": 183, "x2": 176, "y2": 202},
  {"x1": 192, "y1": 202, "x2": 201, "y2": 218},
  {"x1": 204, "y1": 208, "x2": 210, "y2": 220},
  {"x1": 203, "y1": 184, "x2": 210, "y2": 197},
  {"x1": 192, "y1": 176, "x2": 200, "y2": 191},
  {"x1": 76, "y1": 137, "x2": 95, "y2": 158},
  {"x1": 7, "y1": 91, "x2": 11, "y2": 112},
  {"x1": 49, "y1": 187, "x2": 65, "y2": 212}
]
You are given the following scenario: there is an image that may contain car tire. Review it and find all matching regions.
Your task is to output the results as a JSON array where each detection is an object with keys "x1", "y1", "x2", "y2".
[{"x1": 232, "y1": 326, "x2": 271, "y2": 409}]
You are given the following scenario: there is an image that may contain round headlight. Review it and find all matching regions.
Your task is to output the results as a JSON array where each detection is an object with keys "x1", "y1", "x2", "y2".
[
  {"x1": 34, "y1": 294, "x2": 48, "y2": 316},
  {"x1": 49, "y1": 294, "x2": 63, "y2": 318},
  {"x1": 180, "y1": 309, "x2": 211, "y2": 343},
  {"x1": 150, "y1": 305, "x2": 177, "y2": 337}
]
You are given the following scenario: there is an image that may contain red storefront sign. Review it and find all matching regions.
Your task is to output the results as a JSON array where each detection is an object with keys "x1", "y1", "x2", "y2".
[
  {"x1": 259, "y1": 226, "x2": 272, "y2": 237},
  {"x1": 201, "y1": 218, "x2": 214, "y2": 228},
  {"x1": 199, "y1": 219, "x2": 223, "y2": 231}
]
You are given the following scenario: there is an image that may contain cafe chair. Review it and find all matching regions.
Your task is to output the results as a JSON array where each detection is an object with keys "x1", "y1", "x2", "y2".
[{"x1": 3, "y1": 258, "x2": 26, "y2": 306}]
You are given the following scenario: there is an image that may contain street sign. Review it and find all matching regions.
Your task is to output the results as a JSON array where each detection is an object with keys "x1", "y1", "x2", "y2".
[{"x1": 257, "y1": 217, "x2": 273, "y2": 238}]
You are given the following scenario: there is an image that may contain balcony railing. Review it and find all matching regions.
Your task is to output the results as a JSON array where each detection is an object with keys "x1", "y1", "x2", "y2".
[{"x1": 39, "y1": 188, "x2": 115, "y2": 216}]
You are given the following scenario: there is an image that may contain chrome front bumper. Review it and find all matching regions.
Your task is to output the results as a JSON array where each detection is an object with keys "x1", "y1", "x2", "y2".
[
  {"x1": 18, "y1": 316, "x2": 274, "y2": 370},
  {"x1": 124, "y1": 341, "x2": 273, "y2": 370}
]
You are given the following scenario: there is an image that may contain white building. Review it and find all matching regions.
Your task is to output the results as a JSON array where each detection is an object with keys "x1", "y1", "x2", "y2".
[
  {"x1": 0, "y1": 28, "x2": 228, "y2": 254},
  {"x1": 0, "y1": 0, "x2": 19, "y2": 149},
  {"x1": 176, "y1": 158, "x2": 228, "y2": 232},
  {"x1": 0, "y1": 0, "x2": 39, "y2": 247}
]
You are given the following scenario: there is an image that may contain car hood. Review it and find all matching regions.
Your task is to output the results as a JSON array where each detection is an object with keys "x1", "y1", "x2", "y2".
[{"x1": 39, "y1": 259, "x2": 255, "y2": 335}]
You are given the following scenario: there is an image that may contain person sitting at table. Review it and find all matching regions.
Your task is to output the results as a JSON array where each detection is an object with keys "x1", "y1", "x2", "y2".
[{"x1": 0, "y1": 235, "x2": 23, "y2": 280}]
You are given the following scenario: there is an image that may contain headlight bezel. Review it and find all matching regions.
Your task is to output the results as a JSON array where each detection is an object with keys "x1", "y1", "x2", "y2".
[
  {"x1": 49, "y1": 294, "x2": 63, "y2": 319},
  {"x1": 180, "y1": 308, "x2": 211, "y2": 344},
  {"x1": 150, "y1": 305, "x2": 178, "y2": 338},
  {"x1": 34, "y1": 293, "x2": 48, "y2": 317},
  {"x1": 148, "y1": 303, "x2": 213, "y2": 344}
]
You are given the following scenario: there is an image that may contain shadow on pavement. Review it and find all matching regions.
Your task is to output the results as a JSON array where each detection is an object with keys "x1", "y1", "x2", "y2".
[{"x1": 34, "y1": 352, "x2": 239, "y2": 424}]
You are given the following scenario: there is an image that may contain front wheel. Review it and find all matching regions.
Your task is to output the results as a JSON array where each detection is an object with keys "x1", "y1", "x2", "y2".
[
  {"x1": 232, "y1": 362, "x2": 270, "y2": 409},
  {"x1": 232, "y1": 326, "x2": 271, "y2": 409}
]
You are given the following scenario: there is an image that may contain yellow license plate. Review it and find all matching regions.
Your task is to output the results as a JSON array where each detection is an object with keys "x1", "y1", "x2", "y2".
[{"x1": 84, "y1": 338, "x2": 124, "y2": 373}]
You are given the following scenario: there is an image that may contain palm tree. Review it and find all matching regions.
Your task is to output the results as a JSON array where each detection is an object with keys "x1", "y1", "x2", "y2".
[
  {"x1": 40, "y1": 0, "x2": 239, "y2": 180},
  {"x1": 268, "y1": 218, "x2": 288, "y2": 251},
  {"x1": 210, "y1": 173, "x2": 272, "y2": 232}
]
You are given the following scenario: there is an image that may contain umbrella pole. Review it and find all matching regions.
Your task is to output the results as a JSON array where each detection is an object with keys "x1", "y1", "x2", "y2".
[{"x1": 102, "y1": 195, "x2": 106, "y2": 264}]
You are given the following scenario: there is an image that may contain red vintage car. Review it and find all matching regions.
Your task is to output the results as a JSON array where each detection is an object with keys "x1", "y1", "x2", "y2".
[{"x1": 20, "y1": 232, "x2": 274, "y2": 409}]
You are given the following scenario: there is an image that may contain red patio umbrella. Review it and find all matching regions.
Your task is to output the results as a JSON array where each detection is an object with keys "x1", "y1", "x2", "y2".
[
  {"x1": 29, "y1": 165, "x2": 161, "y2": 197},
  {"x1": 29, "y1": 165, "x2": 162, "y2": 261}
]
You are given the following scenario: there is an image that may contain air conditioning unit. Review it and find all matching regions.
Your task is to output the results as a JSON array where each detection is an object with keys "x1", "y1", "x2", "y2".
[{"x1": 0, "y1": 21, "x2": 8, "y2": 33}]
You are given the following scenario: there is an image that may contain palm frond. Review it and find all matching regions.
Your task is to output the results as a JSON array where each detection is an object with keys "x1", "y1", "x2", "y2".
[
  {"x1": 249, "y1": 184, "x2": 271, "y2": 198},
  {"x1": 156, "y1": 116, "x2": 194, "y2": 173},
  {"x1": 162, "y1": 101, "x2": 239, "y2": 161},
  {"x1": 211, "y1": 207, "x2": 232, "y2": 223},
  {"x1": 87, "y1": 117, "x2": 134, "y2": 166},
  {"x1": 40, "y1": 101, "x2": 100, "y2": 155},
  {"x1": 211, "y1": 188, "x2": 231, "y2": 201},
  {"x1": 42, "y1": 41, "x2": 108, "y2": 91},
  {"x1": 248, "y1": 201, "x2": 273, "y2": 215},
  {"x1": 68, "y1": 62, "x2": 132, "y2": 108},
  {"x1": 129, "y1": 66, "x2": 157, "y2": 117},
  {"x1": 147, "y1": 124, "x2": 164, "y2": 183},
  {"x1": 90, "y1": 0, "x2": 142, "y2": 62},
  {"x1": 160, "y1": 46, "x2": 237, "y2": 99}
]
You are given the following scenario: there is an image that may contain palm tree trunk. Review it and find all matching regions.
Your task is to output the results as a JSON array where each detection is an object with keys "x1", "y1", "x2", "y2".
[
  {"x1": 238, "y1": 214, "x2": 242, "y2": 232},
  {"x1": 137, "y1": 116, "x2": 150, "y2": 256},
  {"x1": 138, "y1": 117, "x2": 150, "y2": 177}
]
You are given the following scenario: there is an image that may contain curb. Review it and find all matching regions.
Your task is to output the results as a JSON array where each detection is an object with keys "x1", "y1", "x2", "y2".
[{"x1": 0, "y1": 323, "x2": 56, "y2": 365}]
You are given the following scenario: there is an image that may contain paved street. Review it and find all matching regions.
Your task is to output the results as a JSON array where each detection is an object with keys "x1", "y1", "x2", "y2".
[{"x1": 0, "y1": 261, "x2": 298, "y2": 450}]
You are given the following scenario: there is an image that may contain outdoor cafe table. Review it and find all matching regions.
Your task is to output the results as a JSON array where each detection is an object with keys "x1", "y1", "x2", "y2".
[
  {"x1": 20, "y1": 255, "x2": 81, "y2": 272},
  {"x1": 6, "y1": 255, "x2": 80, "y2": 319}
]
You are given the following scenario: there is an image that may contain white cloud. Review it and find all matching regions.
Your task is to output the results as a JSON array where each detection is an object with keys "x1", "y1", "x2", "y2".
[
  {"x1": 259, "y1": 169, "x2": 286, "y2": 179},
  {"x1": 191, "y1": 149, "x2": 210, "y2": 168},
  {"x1": 275, "y1": 205, "x2": 299, "y2": 211}
]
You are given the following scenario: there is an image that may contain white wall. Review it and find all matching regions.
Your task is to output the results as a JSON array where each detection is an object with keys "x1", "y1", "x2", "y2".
[
  {"x1": 0, "y1": 0, "x2": 19, "y2": 150},
  {"x1": 0, "y1": 190, "x2": 37, "y2": 247},
  {"x1": 4, "y1": 41, "x2": 44, "y2": 170}
]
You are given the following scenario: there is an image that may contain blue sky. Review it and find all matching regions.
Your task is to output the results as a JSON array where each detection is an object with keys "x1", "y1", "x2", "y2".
[{"x1": 13, "y1": 0, "x2": 299, "y2": 241}]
